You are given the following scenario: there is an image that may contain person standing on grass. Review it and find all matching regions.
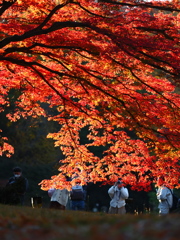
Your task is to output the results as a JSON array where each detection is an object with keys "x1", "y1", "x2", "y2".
[
  {"x1": 108, "y1": 178, "x2": 129, "y2": 214},
  {"x1": 5, "y1": 166, "x2": 28, "y2": 205},
  {"x1": 70, "y1": 180, "x2": 86, "y2": 211},
  {"x1": 156, "y1": 176, "x2": 173, "y2": 216},
  {"x1": 48, "y1": 188, "x2": 69, "y2": 210}
]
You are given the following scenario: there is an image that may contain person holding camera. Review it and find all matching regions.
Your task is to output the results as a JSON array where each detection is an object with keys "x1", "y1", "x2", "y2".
[
  {"x1": 156, "y1": 176, "x2": 173, "y2": 216},
  {"x1": 108, "y1": 179, "x2": 129, "y2": 214},
  {"x1": 4, "y1": 166, "x2": 28, "y2": 205}
]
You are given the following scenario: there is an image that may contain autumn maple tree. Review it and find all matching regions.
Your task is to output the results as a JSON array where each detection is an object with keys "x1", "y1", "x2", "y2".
[{"x1": 0, "y1": 0, "x2": 180, "y2": 190}]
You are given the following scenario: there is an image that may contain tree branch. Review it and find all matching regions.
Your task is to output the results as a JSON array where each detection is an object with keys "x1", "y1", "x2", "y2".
[
  {"x1": 0, "y1": 21, "x2": 90, "y2": 49},
  {"x1": 4, "y1": 42, "x2": 99, "y2": 57},
  {"x1": 0, "y1": 0, "x2": 17, "y2": 16},
  {"x1": 98, "y1": 0, "x2": 180, "y2": 12}
]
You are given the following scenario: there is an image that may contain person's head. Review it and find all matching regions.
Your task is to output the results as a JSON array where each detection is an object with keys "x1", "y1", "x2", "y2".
[
  {"x1": 75, "y1": 179, "x2": 81, "y2": 185},
  {"x1": 157, "y1": 176, "x2": 165, "y2": 186},
  {"x1": 116, "y1": 179, "x2": 124, "y2": 188},
  {"x1": 13, "y1": 166, "x2": 22, "y2": 178}
]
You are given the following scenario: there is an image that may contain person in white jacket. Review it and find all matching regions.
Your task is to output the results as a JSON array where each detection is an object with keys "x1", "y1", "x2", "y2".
[
  {"x1": 156, "y1": 176, "x2": 173, "y2": 216},
  {"x1": 48, "y1": 188, "x2": 69, "y2": 210},
  {"x1": 108, "y1": 179, "x2": 129, "y2": 214}
]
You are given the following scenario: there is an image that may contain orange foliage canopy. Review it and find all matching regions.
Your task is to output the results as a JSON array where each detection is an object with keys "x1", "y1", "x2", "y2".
[{"x1": 0, "y1": 0, "x2": 180, "y2": 190}]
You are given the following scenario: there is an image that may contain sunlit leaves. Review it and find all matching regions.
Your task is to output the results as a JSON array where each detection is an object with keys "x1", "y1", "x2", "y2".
[{"x1": 0, "y1": 0, "x2": 180, "y2": 190}]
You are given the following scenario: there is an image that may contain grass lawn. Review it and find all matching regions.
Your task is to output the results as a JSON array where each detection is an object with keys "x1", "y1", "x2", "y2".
[{"x1": 0, "y1": 204, "x2": 179, "y2": 240}]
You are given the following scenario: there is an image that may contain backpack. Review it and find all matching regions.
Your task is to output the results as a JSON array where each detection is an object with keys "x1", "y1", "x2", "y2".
[
  {"x1": 71, "y1": 185, "x2": 84, "y2": 201},
  {"x1": 168, "y1": 188, "x2": 180, "y2": 212}
]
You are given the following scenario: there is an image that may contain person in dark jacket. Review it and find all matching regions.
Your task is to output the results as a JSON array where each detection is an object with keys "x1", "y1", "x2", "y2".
[{"x1": 4, "y1": 167, "x2": 28, "y2": 205}]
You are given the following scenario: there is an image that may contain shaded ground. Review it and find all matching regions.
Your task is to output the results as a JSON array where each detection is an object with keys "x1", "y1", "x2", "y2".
[{"x1": 0, "y1": 205, "x2": 179, "y2": 240}]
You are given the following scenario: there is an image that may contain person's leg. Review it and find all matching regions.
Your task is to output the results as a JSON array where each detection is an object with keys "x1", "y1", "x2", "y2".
[
  {"x1": 159, "y1": 207, "x2": 169, "y2": 216},
  {"x1": 19, "y1": 194, "x2": 25, "y2": 206},
  {"x1": 108, "y1": 206, "x2": 118, "y2": 214},
  {"x1": 50, "y1": 201, "x2": 57, "y2": 209},
  {"x1": 71, "y1": 200, "x2": 77, "y2": 210},
  {"x1": 117, "y1": 206, "x2": 126, "y2": 214},
  {"x1": 59, "y1": 204, "x2": 66, "y2": 210},
  {"x1": 77, "y1": 200, "x2": 85, "y2": 211},
  {"x1": 50, "y1": 201, "x2": 63, "y2": 209}
]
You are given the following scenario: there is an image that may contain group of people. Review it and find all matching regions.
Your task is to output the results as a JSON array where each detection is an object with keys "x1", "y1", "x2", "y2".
[
  {"x1": 48, "y1": 179, "x2": 86, "y2": 211},
  {"x1": 108, "y1": 177, "x2": 175, "y2": 216},
  {"x1": 47, "y1": 178, "x2": 129, "y2": 213},
  {"x1": 48, "y1": 177, "x2": 176, "y2": 216},
  {"x1": 108, "y1": 176, "x2": 177, "y2": 216},
  {"x1": 0, "y1": 166, "x2": 176, "y2": 216}
]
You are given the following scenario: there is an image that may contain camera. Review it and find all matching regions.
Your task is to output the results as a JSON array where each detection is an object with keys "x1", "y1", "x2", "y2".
[
  {"x1": 116, "y1": 179, "x2": 123, "y2": 185},
  {"x1": 116, "y1": 178, "x2": 123, "y2": 184}
]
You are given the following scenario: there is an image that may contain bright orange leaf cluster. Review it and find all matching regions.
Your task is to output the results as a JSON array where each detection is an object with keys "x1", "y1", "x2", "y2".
[{"x1": 0, "y1": 0, "x2": 180, "y2": 191}]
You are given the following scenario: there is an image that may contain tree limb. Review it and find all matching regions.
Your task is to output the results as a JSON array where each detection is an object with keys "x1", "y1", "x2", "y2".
[{"x1": 0, "y1": 0, "x2": 17, "y2": 16}]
